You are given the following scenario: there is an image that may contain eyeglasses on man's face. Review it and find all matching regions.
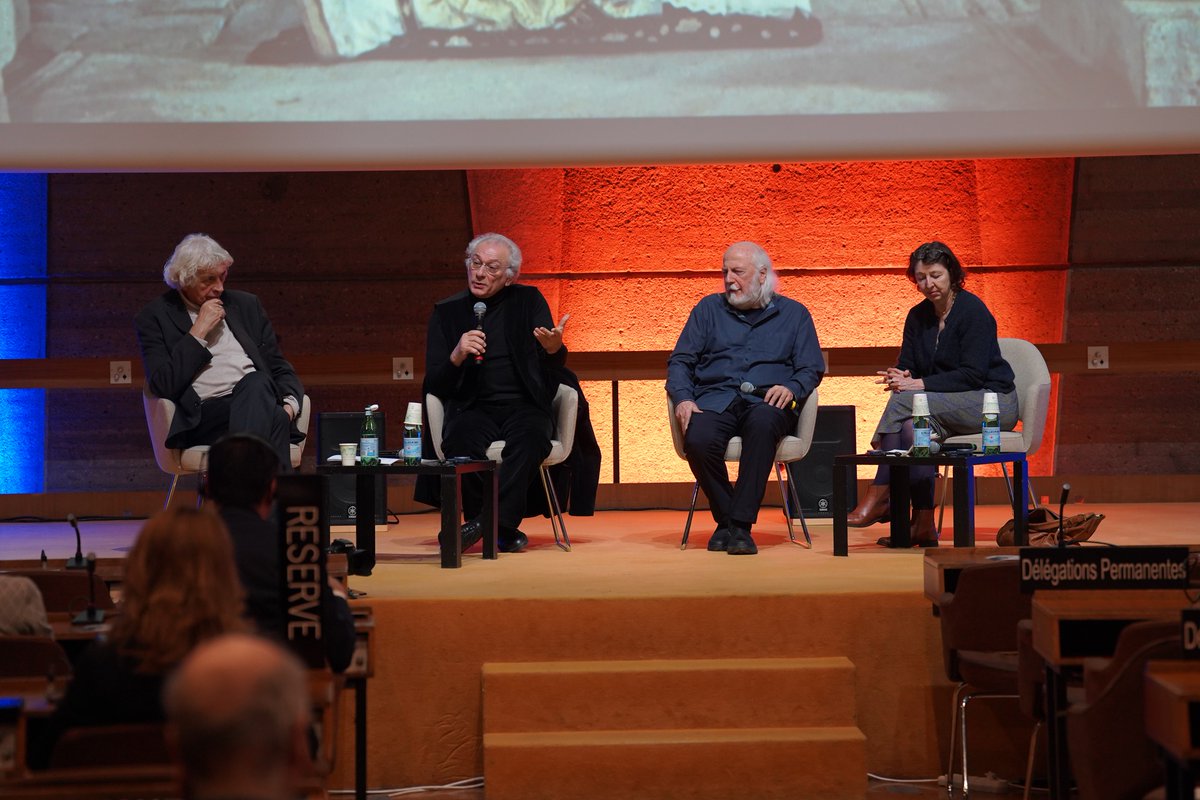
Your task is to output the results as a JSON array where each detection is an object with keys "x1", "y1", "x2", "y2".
[{"x1": 467, "y1": 258, "x2": 507, "y2": 276}]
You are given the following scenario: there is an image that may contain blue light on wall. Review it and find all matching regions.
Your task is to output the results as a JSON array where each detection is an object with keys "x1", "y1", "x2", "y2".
[{"x1": 0, "y1": 174, "x2": 48, "y2": 494}]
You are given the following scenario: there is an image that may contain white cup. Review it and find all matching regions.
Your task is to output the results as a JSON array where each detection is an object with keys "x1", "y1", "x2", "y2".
[
  {"x1": 404, "y1": 401, "x2": 423, "y2": 426},
  {"x1": 912, "y1": 392, "x2": 930, "y2": 417},
  {"x1": 338, "y1": 442, "x2": 357, "y2": 464},
  {"x1": 983, "y1": 392, "x2": 1000, "y2": 414}
]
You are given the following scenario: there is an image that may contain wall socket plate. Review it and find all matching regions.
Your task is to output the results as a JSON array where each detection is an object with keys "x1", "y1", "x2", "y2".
[
  {"x1": 1087, "y1": 345, "x2": 1109, "y2": 370},
  {"x1": 392, "y1": 357, "x2": 414, "y2": 381},
  {"x1": 109, "y1": 360, "x2": 131, "y2": 384}
]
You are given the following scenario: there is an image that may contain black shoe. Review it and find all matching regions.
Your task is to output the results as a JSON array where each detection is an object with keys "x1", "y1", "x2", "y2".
[
  {"x1": 707, "y1": 525, "x2": 731, "y2": 552},
  {"x1": 440, "y1": 519, "x2": 483, "y2": 552},
  {"x1": 498, "y1": 527, "x2": 528, "y2": 553},
  {"x1": 726, "y1": 526, "x2": 757, "y2": 555}
]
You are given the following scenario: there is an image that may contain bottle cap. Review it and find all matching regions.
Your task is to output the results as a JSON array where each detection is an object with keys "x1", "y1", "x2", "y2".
[
  {"x1": 404, "y1": 401, "x2": 423, "y2": 426},
  {"x1": 912, "y1": 393, "x2": 930, "y2": 417},
  {"x1": 982, "y1": 392, "x2": 999, "y2": 414},
  {"x1": 365, "y1": 403, "x2": 379, "y2": 413}
]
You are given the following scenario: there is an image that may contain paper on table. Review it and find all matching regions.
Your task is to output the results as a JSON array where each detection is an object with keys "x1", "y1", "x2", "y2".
[{"x1": 326, "y1": 455, "x2": 400, "y2": 465}]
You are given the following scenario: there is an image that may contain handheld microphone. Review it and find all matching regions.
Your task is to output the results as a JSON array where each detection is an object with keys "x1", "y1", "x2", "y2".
[
  {"x1": 1056, "y1": 483, "x2": 1071, "y2": 548},
  {"x1": 65, "y1": 513, "x2": 86, "y2": 569},
  {"x1": 739, "y1": 381, "x2": 798, "y2": 412},
  {"x1": 472, "y1": 302, "x2": 486, "y2": 364},
  {"x1": 72, "y1": 552, "x2": 105, "y2": 625}
]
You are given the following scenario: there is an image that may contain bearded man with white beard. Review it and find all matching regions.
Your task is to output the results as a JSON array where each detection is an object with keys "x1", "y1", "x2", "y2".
[{"x1": 666, "y1": 241, "x2": 824, "y2": 556}]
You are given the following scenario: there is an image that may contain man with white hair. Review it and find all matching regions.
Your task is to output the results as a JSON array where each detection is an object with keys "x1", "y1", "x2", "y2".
[
  {"x1": 135, "y1": 233, "x2": 304, "y2": 468},
  {"x1": 420, "y1": 232, "x2": 568, "y2": 554},
  {"x1": 667, "y1": 241, "x2": 824, "y2": 555},
  {"x1": 164, "y1": 633, "x2": 312, "y2": 800}
]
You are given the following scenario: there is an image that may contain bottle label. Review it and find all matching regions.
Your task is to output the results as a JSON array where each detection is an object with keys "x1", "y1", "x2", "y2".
[
  {"x1": 914, "y1": 426, "x2": 931, "y2": 450},
  {"x1": 983, "y1": 423, "x2": 1001, "y2": 453},
  {"x1": 360, "y1": 437, "x2": 379, "y2": 460},
  {"x1": 402, "y1": 435, "x2": 421, "y2": 464}
]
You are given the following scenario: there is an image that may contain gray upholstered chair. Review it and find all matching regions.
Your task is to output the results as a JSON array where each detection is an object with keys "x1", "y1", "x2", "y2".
[
  {"x1": 938, "y1": 338, "x2": 1051, "y2": 528},
  {"x1": 142, "y1": 386, "x2": 311, "y2": 507},
  {"x1": 667, "y1": 388, "x2": 819, "y2": 549},
  {"x1": 425, "y1": 384, "x2": 578, "y2": 551}
]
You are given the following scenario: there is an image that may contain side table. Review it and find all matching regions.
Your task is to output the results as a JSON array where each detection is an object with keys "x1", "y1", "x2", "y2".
[{"x1": 832, "y1": 451, "x2": 1028, "y2": 556}]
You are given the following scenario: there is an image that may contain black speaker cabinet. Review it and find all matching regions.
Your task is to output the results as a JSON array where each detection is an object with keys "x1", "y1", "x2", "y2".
[
  {"x1": 316, "y1": 411, "x2": 387, "y2": 527},
  {"x1": 788, "y1": 405, "x2": 857, "y2": 518}
]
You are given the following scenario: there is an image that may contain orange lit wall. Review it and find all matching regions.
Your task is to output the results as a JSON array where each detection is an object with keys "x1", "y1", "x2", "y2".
[{"x1": 468, "y1": 160, "x2": 1072, "y2": 484}]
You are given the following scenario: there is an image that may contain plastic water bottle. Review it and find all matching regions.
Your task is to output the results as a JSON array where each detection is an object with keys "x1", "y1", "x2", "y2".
[
  {"x1": 982, "y1": 392, "x2": 1001, "y2": 454},
  {"x1": 912, "y1": 393, "x2": 931, "y2": 457},
  {"x1": 402, "y1": 401, "x2": 423, "y2": 466},
  {"x1": 359, "y1": 404, "x2": 380, "y2": 466}
]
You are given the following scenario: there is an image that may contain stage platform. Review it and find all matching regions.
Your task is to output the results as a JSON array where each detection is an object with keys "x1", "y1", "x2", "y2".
[{"x1": 2, "y1": 502, "x2": 1196, "y2": 796}]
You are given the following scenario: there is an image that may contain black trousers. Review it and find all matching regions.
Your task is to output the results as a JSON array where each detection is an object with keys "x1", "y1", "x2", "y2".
[
  {"x1": 181, "y1": 371, "x2": 293, "y2": 470},
  {"x1": 441, "y1": 399, "x2": 553, "y2": 529},
  {"x1": 683, "y1": 396, "x2": 796, "y2": 530}
]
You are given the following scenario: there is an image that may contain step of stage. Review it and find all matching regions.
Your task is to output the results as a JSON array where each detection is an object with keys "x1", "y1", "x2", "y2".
[
  {"x1": 481, "y1": 657, "x2": 865, "y2": 799},
  {"x1": 482, "y1": 656, "x2": 857, "y2": 732},
  {"x1": 483, "y1": 726, "x2": 867, "y2": 800}
]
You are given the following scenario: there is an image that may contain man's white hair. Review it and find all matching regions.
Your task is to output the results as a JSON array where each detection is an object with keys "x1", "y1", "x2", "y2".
[
  {"x1": 725, "y1": 241, "x2": 777, "y2": 308},
  {"x1": 163, "y1": 234, "x2": 232, "y2": 290},
  {"x1": 465, "y1": 232, "x2": 522, "y2": 280}
]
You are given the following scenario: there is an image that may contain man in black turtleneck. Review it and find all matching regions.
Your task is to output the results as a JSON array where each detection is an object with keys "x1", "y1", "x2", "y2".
[{"x1": 420, "y1": 233, "x2": 568, "y2": 553}]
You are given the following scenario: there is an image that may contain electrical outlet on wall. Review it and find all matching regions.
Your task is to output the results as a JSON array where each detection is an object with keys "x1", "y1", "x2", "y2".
[
  {"x1": 1087, "y1": 346, "x2": 1109, "y2": 370},
  {"x1": 392, "y1": 357, "x2": 414, "y2": 381},
  {"x1": 109, "y1": 360, "x2": 131, "y2": 384}
]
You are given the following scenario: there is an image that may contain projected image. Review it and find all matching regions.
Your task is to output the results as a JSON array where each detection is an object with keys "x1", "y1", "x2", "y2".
[{"x1": 0, "y1": 0, "x2": 1196, "y2": 167}]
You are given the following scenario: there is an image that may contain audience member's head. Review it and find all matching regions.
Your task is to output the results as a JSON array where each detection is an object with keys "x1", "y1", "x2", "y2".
[
  {"x1": 165, "y1": 633, "x2": 311, "y2": 800},
  {"x1": 113, "y1": 508, "x2": 246, "y2": 673},
  {"x1": 0, "y1": 575, "x2": 52, "y2": 636},
  {"x1": 205, "y1": 432, "x2": 280, "y2": 512},
  {"x1": 162, "y1": 233, "x2": 233, "y2": 292}
]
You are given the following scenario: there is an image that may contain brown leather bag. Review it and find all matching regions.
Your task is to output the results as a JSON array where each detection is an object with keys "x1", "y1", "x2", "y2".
[{"x1": 996, "y1": 506, "x2": 1104, "y2": 547}]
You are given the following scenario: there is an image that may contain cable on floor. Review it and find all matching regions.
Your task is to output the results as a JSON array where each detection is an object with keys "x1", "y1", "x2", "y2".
[
  {"x1": 867, "y1": 772, "x2": 942, "y2": 784},
  {"x1": 328, "y1": 776, "x2": 485, "y2": 797}
]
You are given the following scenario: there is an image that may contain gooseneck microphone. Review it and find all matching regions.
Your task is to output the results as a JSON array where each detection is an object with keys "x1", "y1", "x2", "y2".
[
  {"x1": 1056, "y1": 483, "x2": 1071, "y2": 548},
  {"x1": 65, "y1": 513, "x2": 86, "y2": 569},
  {"x1": 472, "y1": 302, "x2": 487, "y2": 364},
  {"x1": 72, "y1": 552, "x2": 105, "y2": 626},
  {"x1": 739, "y1": 381, "x2": 798, "y2": 412}
]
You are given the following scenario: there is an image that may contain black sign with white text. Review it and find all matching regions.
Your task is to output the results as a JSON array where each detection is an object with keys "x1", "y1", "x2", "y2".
[
  {"x1": 1019, "y1": 546, "x2": 1190, "y2": 592},
  {"x1": 1181, "y1": 609, "x2": 1200, "y2": 660},
  {"x1": 276, "y1": 474, "x2": 330, "y2": 669}
]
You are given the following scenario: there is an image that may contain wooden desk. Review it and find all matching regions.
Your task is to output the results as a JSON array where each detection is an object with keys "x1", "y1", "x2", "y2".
[
  {"x1": 317, "y1": 459, "x2": 498, "y2": 570},
  {"x1": 1032, "y1": 589, "x2": 1189, "y2": 800},
  {"x1": 832, "y1": 451, "x2": 1028, "y2": 556},
  {"x1": 922, "y1": 547, "x2": 1020, "y2": 602},
  {"x1": 1145, "y1": 660, "x2": 1200, "y2": 800}
]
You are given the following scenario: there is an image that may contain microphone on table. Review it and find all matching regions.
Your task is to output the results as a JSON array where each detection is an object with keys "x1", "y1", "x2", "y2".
[
  {"x1": 1056, "y1": 483, "x2": 1071, "y2": 548},
  {"x1": 472, "y1": 302, "x2": 487, "y2": 364},
  {"x1": 65, "y1": 513, "x2": 86, "y2": 569},
  {"x1": 72, "y1": 552, "x2": 105, "y2": 626},
  {"x1": 739, "y1": 381, "x2": 798, "y2": 412}
]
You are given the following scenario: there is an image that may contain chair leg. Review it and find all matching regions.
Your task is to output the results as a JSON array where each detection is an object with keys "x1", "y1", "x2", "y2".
[
  {"x1": 960, "y1": 691, "x2": 1020, "y2": 800},
  {"x1": 538, "y1": 467, "x2": 571, "y2": 552},
  {"x1": 1023, "y1": 720, "x2": 1042, "y2": 800},
  {"x1": 774, "y1": 462, "x2": 810, "y2": 548},
  {"x1": 680, "y1": 482, "x2": 699, "y2": 550},
  {"x1": 164, "y1": 474, "x2": 180, "y2": 509},
  {"x1": 947, "y1": 682, "x2": 965, "y2": 800}
]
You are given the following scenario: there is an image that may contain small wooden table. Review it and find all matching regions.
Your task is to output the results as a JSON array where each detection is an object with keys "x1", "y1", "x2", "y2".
[
  {"x1": 832, "y1": 451, "x2": 1028, "y2": 555},
  {"x1": 317, "y1": 459, "x2": 498, "y2": 570},
  {"x1": 1032, "y1": 590, "x2": 1187, "y2": 800},
  {"x1": 1145, "y1": 660, "x2": 1200, "y2": 800}
]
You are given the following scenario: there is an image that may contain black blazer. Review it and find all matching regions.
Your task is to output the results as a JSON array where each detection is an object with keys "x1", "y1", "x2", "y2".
[{"x1": 134, "y1": 289, "x2": 304, "y2": 448}]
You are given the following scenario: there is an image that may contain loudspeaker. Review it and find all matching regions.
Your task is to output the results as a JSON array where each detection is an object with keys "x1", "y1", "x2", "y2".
[
  {"x1": 316, "y1": 412, "x2": 387, "y2": 527},
  {"x1": 788, "y1": 405, "x2": 857, "y2": 518}
]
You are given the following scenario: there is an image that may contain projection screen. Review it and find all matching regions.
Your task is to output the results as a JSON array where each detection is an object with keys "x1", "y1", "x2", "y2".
[{"x1": 0, "y1": 0, "x2": 1197, "y2": 169}]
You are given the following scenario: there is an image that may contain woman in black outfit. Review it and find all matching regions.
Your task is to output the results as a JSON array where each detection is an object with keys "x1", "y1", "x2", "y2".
[{"x1": 846, "y1": 241, "x2": 1018, "y2": 547}]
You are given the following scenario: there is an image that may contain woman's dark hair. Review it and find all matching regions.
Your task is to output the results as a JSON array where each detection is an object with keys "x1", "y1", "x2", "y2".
[{"x1": 907, "y1": 241, "x2": 966, "y2": 289}]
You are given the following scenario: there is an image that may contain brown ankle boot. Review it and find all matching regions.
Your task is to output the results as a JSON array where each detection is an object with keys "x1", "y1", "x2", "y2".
[
  {"x1": 910, "y1": 508, "x2": 939, "y2": 547},
  {"x1": 846, "y1": 484, "x2": 890, "y2": 528}
]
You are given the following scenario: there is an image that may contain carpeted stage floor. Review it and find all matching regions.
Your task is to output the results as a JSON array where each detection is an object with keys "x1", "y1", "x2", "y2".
[{"x1": 2, "y1": 502, "x2": 1196, "y2": 795}]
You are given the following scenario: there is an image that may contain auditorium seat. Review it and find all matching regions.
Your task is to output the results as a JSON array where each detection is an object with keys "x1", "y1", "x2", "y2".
[
  {"x1": 426, "y1": 384, "x2": 578, "y2": 551},
  {"x1": 2, "y1": 570, "x2": 114, "y2": 615},
  {"x1": 142, "y1": 387, "x2": 311, "y2": 508},
  {"x1": 48, "y1": 723, "x2": 170, "y2": 770},
  {"x1": 1066, "y1": 618, "x2": 1180, "y2": 800},
  {"x1": 667, "y1": 387, "x2": 818, "y2": 549},
  {"x1": 937, "y1": 337, "x2": 1051, "y2": 529},
  {"x1": 0, "y1": 635, "x2": 72, "y2": 681},
  {"x1": 935, "y1": 558, "x2": 1032, "y2": 799}
]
